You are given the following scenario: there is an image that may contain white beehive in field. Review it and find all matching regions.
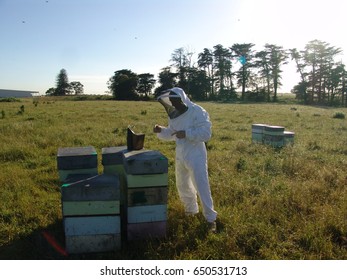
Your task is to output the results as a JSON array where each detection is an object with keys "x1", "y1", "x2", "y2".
[
  {"x1": 251, "y1": 124, "x2": 267, "y2": 143},
  {"x1": 252, "y1": 124, "x2": 295, "y2": 148}
]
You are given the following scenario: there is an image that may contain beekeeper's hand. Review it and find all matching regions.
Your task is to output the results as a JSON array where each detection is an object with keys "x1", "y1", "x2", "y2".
[
  {"x1": 172, "y1": 130, "x2": 186, "y2": 139},
  {"x1": 153, "y1": 125, "x2": 162, "y2": 133}
]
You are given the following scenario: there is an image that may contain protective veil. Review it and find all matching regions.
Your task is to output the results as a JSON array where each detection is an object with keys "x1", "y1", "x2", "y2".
[{"x1": 156, "y1": 87, "x2": 217, "y2": 222}]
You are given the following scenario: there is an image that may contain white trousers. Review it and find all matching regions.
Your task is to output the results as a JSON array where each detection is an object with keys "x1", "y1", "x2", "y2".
[{"x1": 175, "y1": 154, "x2": 217, "y2": 223}]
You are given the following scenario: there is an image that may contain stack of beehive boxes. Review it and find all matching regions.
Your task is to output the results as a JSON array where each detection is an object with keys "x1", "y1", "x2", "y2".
[
  {"x1": 57, "y1": 147, "x2": 121, "y2": 254},
  {"x1": 57, "y1": 146, "x2": 169, "y2": 254},
  {"x1": 251, "y1": 124, "x2": 295, "y2": 147},
  {"x1": 101, "y1": 146, "x2": 128, "y2": 238},
  {"x1": 61, "y1": 175, "x2": 121, "y2": 254},
  {"x1": 101, "y1": 146, "x2": 128, "y2": 204},
  {"x1": 122, "y1": 149, "x2": 168, "y2": 240}
]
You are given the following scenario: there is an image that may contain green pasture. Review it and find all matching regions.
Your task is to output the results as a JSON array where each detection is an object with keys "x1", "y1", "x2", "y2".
[{"x1": 0, "y1": 97, "x2": 346, "y2": 259}]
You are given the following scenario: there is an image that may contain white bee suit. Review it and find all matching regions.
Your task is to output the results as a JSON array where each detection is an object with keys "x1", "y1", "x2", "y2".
[{"x1": 156, "y1": 87, "x2": 217, "y2": 223}]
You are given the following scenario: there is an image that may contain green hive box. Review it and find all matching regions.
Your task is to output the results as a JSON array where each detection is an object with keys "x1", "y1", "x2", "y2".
[
  {"x1": 123, "y1": 149, "x2": 168, "y2": 175},
  {"x1": 127, "y1": 186, "x2": 168, "y2": 207},
  {"x1": 58, "y1": 169, "x2": 98, "y2": 182},
  {"x1": 57, "y1": 146, "x2": 98, "y2": 182},
  {"x1": 61, "y1": 174, "x2": 120, "y2": 216},
  {"x1": 126, "y1": 173, "x2": 168, "y2": 188},
  {"x1": 64, "y1": 215, "x2": 121, "y2": 254}
]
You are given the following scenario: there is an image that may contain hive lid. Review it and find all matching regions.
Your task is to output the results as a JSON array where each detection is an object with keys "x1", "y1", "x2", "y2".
[
  {"x1": 252, "y1": 123, "x2": 268, "y2": 127},
  {"x1": 284, "y1": 131, "x2": 295, "y2": 136},
  {"x1": 123, "y1": 149, "x2": 168, "y2": 161},
  {"x1": 123, "y1": 149, "x2": 168, "y2": 175},
  {"x1": 264, "y1": 125, "x2": 285, "y2": 131},
  {"x1": 57, "y1": 146, "x2": 97, "y2": 157},
  {"x1": 102, "y1": 146, "x2": 128, "y2": 165}
]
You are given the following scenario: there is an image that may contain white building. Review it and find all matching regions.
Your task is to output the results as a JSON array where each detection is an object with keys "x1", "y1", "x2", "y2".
[{"x1": 0, "y1": 89, "x2": 38, "y2": 98}]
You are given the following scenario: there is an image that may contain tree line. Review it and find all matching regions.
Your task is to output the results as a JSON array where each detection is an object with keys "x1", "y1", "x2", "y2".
[
  {"x1": 46, "y1": 69, "x2": 84, "y2": 96},
  {"x1": 48, "y1": 39, "x2": 347, "y2": 106}
]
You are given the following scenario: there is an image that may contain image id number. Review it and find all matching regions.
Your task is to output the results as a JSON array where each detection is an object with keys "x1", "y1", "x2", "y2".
[{"x1": 193, "y1": 266, "x2": 247, "y2": 276}]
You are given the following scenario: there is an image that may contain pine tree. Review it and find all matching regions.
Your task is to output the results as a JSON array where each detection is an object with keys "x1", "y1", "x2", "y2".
[{"x1": 55, "y1": 69, "x2": 70, "y2": 96}]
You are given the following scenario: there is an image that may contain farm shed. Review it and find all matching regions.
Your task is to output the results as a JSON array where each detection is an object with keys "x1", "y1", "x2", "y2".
[{"x1": 0, "y1": 89, "x2": 37, "y2": 98}]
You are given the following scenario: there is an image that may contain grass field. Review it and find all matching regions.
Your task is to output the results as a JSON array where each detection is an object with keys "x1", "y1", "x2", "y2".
[{"x1": 0, "y1": 96, "x2": 346, "y2": 259}]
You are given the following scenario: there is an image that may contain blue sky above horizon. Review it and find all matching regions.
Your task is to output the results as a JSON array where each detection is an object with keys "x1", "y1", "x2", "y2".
[{"x1": 1, "y1": 0, "x2": 346, "y2": 95}]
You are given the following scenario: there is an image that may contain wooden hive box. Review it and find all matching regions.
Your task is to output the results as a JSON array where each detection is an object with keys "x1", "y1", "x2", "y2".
[
  {"x1": 61, "y1": 174, "x2": 120, "y2": 216},
  {"x1": 101, "y1": 146, "x2": 127, "y2": 175},
  {"x1": 101, "y1": 146, "x2": 128, "y2": 207},
  {"x1": 57, "y1": 146, "x2": 98, "y2": 182},
  {"x1": 284, "y1": 131, "x2": 295, "y2": 146},
  {"x1": 123, "y1": 149, "x2": 168, "y2": 175},
  {"x1": 127, "y1": 204, "x2": 167, "y2": 224},
  {"x1": 263, "y1": 125, "x2": 285, "y2": 148},
  {"x1": 64, "y1": 215, "x2": 121, "y2": 254},
  {"x1": 127, "y1": 221, "x2": 167, "y2": 241},
  {"x1": 251, "y1": 123, "x2": 267, "y2": 143},
  {"x1": 127, "y1": 186, "x2": 168, "y2": 207},
  {"x1": 126, "y1": 173, "x2": 168, "y2": 188}
]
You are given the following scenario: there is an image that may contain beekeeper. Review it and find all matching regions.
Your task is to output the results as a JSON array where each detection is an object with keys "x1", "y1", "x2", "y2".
[{"x1": 153, "y1": 87, "x2": 217, "y2": 232}]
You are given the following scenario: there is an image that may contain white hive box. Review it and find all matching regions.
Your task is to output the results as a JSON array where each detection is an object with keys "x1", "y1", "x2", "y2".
[
  {"x1": 251, "y1": 123, "x2": 267, "y2": 143},
  {"x1": 284, "y1": 131, "x2": 295, "y2": 146},
  {"x1": 263, "y1": 125, "x2": 285, "y2": 148}
]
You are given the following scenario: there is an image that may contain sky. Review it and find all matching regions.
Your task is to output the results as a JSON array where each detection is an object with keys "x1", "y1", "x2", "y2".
[{"x1": 1, "y1": 0, "x2": 346, "y2": 95}]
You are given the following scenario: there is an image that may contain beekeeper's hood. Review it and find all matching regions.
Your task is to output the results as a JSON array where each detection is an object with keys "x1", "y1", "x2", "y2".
[{"x1": 157, "y1": 87, "x2": 193, "y2": 119}]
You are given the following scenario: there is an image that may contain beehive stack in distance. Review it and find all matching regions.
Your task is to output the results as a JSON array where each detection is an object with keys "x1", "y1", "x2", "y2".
[
  {"x1": 123, "y1": 149, "x2": 168, "y2": 240},
  {"x1": 252, "y1": 124, "x2": 295, "y2": 148}
]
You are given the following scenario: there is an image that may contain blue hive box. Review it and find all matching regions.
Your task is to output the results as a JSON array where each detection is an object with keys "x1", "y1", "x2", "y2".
[{"x1": 64, "y1": 215, "x2": 121, "y2": 254}]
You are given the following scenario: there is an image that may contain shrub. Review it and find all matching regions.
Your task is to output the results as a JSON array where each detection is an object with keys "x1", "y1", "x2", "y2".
[
  {"x1": 17, "y1": 105, "x2": 25, "y2": 115},
  {"x1": 333, "y1": 112, "x2": 345, "y2": 119},
  {"x1": 0, "y1": 97, "x2": 20, "y2": 102}
]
